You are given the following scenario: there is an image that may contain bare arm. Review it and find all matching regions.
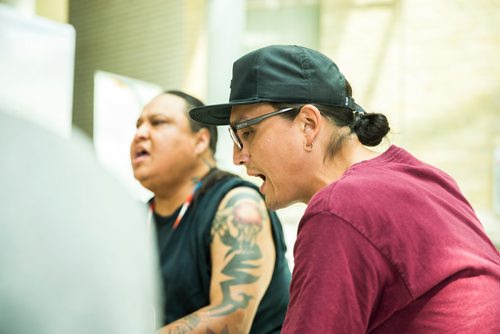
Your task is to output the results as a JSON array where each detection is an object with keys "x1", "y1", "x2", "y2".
[{"x1": 158, "y1": 187, "x2": 276, "y2": 334}]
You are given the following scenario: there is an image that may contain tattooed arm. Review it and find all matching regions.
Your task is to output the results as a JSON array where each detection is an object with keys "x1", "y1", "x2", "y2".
[{"x1": 157, "y1": 186, "x2": 276, "y2": 334}]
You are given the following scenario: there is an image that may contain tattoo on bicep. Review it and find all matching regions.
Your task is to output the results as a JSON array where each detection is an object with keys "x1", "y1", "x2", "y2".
[
  {"x1": 166, "y1": 314, "x2": 200, "y2": 334},
  {"x1": 209, "y1": 191, "x2": 267, "y2": 316}
]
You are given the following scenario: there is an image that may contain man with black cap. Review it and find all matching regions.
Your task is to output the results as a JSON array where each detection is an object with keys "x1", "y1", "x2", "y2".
[{"x1": 190, "y1": 45, "x2": 500, "y2": 333}]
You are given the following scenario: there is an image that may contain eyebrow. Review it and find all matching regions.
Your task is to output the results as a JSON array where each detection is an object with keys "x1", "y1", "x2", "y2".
[
  {"x1": 134, "y1": 113, "x2": 157, "y2": 127},
  {"x1": 137, "y1": 113, "x2": 169, "y2": 123}
]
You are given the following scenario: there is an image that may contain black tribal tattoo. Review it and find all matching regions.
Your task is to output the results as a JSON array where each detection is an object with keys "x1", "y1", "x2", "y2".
[{"x1": 209, "y1": 191, "x2": 265, "y2": 316}]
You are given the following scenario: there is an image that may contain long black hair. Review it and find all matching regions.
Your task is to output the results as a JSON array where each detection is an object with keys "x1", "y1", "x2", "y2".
[{"x1": 165, "y1": 90, "x2": 218, "y2": 154}]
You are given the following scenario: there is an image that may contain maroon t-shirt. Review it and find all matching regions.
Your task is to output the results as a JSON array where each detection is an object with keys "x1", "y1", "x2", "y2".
[{"x1": 282, "y1": 145, "x2": 500, "y2": 333}]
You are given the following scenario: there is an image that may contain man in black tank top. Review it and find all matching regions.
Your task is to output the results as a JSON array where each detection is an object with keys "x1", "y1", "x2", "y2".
[{"x1": 130, "y1": 90, "x2": 291, "y2": 333}]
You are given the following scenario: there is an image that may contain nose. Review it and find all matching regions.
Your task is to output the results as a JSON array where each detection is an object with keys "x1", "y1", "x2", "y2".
[
  {"x1": 133, "y1": 122, "x2": 149, "y2": 142},
  {"x1": 233, "y1": 143, "x2": 249, "y2": 166}
]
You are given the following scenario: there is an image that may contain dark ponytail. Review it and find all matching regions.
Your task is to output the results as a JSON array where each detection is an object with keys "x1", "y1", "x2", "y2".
[{"x1": 350, "y1": 112, "x2": 390, "y2": 146}]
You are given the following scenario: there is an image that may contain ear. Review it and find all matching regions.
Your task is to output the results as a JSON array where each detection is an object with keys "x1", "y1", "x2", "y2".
[
  {"x1": 194, "y1": 127, "x2": 211, "y2": 155},
  {"x1": 297, "y1": 104, "x2": 322, "y2": 147}
]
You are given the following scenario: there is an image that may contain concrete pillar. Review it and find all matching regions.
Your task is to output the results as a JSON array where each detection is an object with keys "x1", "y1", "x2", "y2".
[{"x1": 206, "y1": 0, "x2": 246, "y2": 173}]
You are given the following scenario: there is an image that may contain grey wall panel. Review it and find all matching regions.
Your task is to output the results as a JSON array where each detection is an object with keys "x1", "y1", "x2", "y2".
[{"x1": 70, "y1": 0, "x2": 185, "y2": 138}]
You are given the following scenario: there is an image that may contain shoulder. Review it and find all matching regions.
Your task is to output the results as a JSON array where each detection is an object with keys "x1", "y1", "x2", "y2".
[
  {"x1": 217, "y1": 186, "x2": 268, "y2": 220},
  {"x1": 224, "y1": 185, "x2": 263, "y2": 200},
  {"x1": 199, "y1": 169, "x2": 258, "y2": 196},
  {"x1": 209, "y1": 186, "x2": 271, "y2": 241}
]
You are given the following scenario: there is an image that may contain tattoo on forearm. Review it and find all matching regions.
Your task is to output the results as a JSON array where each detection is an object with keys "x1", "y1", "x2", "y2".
[
  {"x1": 209, "y1": 192, "x2": 266, "y2": 316},
  {"x1": 206, "y1": 325, "x2": 229, "y2": 334},
  {"x1": 166, "y1": 314, "x2": 200, "y2": 334}
]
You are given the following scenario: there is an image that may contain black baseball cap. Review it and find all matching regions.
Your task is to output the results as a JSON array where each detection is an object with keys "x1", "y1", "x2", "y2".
[{"x1": 189, "y1": 45, "x2": 365, "y2": 125}]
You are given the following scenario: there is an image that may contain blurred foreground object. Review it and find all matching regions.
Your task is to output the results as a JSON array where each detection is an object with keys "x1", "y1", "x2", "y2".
[
  {"x1": 0, "y1": 112, "x2": 159, "y2": 333},
  {"x1": 0, "y1": 3, "x2": 75, "y2": 137}
]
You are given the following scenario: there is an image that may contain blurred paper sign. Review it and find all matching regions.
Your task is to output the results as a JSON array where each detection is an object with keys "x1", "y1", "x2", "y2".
[
  {"x1": 93, "y1": 71, "x2": 162, "y2": 201},
  {"x1": 0, "y1": 4, "x2": 75, "y2": 137}
]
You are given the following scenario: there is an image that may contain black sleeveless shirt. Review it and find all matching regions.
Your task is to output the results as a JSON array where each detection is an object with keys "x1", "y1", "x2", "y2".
[{"x1": 153, "y1": 169, "x2": 291, "y2": 333}]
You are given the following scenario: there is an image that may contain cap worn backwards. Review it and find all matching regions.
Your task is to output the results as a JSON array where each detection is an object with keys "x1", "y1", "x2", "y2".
[{"x1": 189, "y1": 45, "x2": 365, "y2": 125}]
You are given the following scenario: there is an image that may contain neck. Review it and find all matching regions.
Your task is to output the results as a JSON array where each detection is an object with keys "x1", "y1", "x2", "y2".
[
  {"x1": 305, "y1": 138, "x2": 382, "y2": 202},
  {"x1": 153, "y1": 182, "x2": 194, "y2": 216},
  {"x1": 152, "y1": 164, "x2": 213, "y2": 216}
]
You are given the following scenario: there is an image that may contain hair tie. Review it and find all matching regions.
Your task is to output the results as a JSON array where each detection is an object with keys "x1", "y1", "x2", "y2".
[{"x1": 353, "y1": 110, "x2": 364, "y2": 118}]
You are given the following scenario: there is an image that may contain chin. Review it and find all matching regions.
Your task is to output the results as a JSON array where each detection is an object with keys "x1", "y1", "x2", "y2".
[
  {"x1": 133, "y1": 173, "x2": 152, "y2": 189},
  {"x1": 265, "y1": 192, "x2": 303, "y2": 210},
  {"x1": 132, "y1": 171, "x2": 144, "y2": 183},
  {"x1": 264, "y1": 196, "x2": 286, "y2": 211}
]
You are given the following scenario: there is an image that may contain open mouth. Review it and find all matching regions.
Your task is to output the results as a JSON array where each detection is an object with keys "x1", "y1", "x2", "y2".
[
  {"x1": 135, "y1": 148, "x2": 149, "y2": 159},
  {"x1": 132, "y1": 147, "x2": 150, "y2": 164},
  {"x1": 248, "y1": 170, "x2": 266, "y2": 182},
  {"x1": 257, "y1": 174, "x2": 267, "y2": 193}
]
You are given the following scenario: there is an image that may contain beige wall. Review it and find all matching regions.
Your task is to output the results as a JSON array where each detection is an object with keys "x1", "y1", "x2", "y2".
[
  {"x1": 182, "y1": 0, "x2": 207, "y2": 100},
  {"x1": 319, "y1": 0, "x2": 500, "y2": 243},
  {"x1": 36, "y1": 0, "x2": 67, "y2": 22}
]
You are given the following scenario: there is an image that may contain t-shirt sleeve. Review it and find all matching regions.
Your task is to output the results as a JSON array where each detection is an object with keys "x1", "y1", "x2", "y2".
[{"x1": 282, "y1": 211, "x2": 398, "y2": 333}]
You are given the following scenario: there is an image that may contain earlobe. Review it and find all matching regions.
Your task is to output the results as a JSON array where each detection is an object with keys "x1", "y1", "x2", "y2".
[{"x1": 194, "y1": 128, "x2": 210, "y2": 155}]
